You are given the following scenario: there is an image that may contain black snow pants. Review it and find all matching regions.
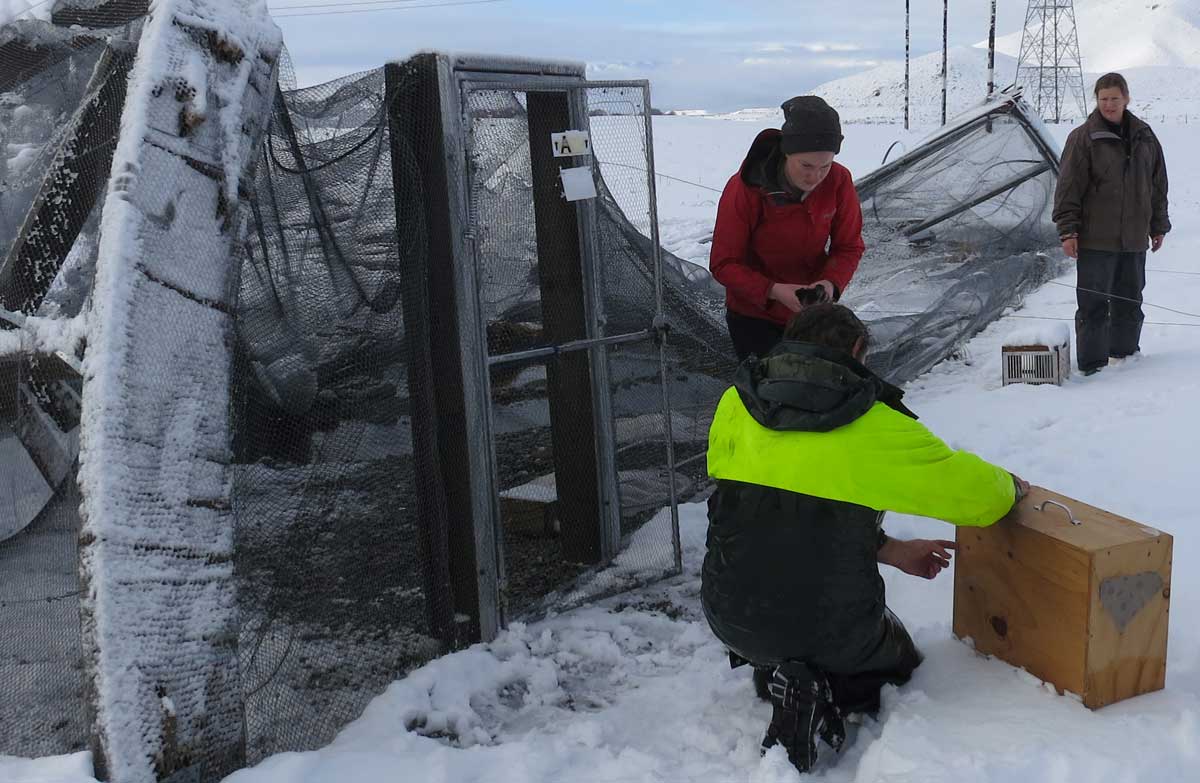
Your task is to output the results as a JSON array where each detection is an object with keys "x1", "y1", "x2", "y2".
[
  {"x1": 811, "y1": 608, "x2": 922, "y2": 715},
  {"x1": 730, "y1": 608, "x2": 922, "y2": 716},
  {"x1": 1075, "y1": 249, "x2": 1147, "y2": 372},
  {"x1": 726, "y1": 310, "x2": 784, "y2": 363}
]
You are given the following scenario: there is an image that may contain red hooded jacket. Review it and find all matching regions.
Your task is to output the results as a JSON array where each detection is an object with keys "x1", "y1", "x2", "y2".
[{"x1": 709, "y1": 129, "x2": 865, "y2": 326}]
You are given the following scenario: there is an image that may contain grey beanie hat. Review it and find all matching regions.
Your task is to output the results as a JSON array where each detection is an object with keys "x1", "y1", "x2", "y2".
[{"x1": 780, "y1": 95, "x2": 843, "y2": 155}]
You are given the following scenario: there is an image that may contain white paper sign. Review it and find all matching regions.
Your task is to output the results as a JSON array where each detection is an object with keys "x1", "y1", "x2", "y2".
[
  {"x1": 551, "y1": 130, "x2": 591, "y2": 157},
  {"x1": 560, "y1": 166, "x2": 597, "y2": 202}
]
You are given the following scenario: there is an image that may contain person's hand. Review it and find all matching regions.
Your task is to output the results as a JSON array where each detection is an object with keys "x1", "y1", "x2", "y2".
[
  {"x1": 813, "y1": 279, "x2": 835, "y2": 302},
  {"x1": 1011, "y1": 473, "x2": 1030, "y2": 501},
  {"x1": 1061, "y1": 237, "x2": 1079, "y2": 259},
  {"x1": 768, "y1": 283, "x2": 805, "y2": 313},
  {"x1": 878, "y1": 537, "x2": 956, "y2": 580},
  {"x1": 1151, "y1": 234, "x2": 1165, "y2": 253}
]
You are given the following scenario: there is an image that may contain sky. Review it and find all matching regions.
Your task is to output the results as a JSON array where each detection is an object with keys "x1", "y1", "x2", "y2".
[{"x1": 274, "y1": 0, "x2": 1035, "y2": 112}]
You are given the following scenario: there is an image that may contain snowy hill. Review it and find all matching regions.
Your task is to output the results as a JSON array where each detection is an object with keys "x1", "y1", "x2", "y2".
[
  {"x1": 720, "y1": 0, "x2": 1200, "y2": 125},
  {"x1": 992, "y1": 0, "x2": 1200, "y2": 73},
  {"x1": 712, "y1": 46, "x2": 1016, "y2": 126},
  {"x1": 821, "y1": 45, "x2": 1017, "y2": 125},
  {"x1": 988, "y1": 0, "x2": 1200, "y2": 119}
]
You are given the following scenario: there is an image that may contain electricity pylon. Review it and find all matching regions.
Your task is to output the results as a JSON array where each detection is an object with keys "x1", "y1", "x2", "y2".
[{"x1": 1015, "y1": 0, "x2": 1088, "y2": 122}]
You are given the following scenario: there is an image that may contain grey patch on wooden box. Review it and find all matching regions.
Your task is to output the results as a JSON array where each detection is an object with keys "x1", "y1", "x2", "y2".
[{"x1": 1099, "y1": 571, "x2": 1164, "y2": 633}]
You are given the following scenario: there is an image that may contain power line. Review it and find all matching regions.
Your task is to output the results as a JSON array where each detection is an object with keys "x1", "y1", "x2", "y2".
[
  {"x1": 272, "y1": 0, "x2": 506, "y2": 18},
  {"x1": 598, "y1": 159, "x2": 723, "y2": 195},
  {"x1": 1047, "y1": 280, "x2": 1200, "y2": 320},
  {"x1": 272, "y1": 0, "x2": 446, "y2": 10},
  {"x1": 1145, "y1": 268, "x2": 1200, "y2": 277},
  {"x1": 857, "y1": 308, "x2": 1200, "y2": 330}
]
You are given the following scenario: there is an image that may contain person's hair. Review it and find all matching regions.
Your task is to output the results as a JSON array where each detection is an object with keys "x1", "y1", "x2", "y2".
[
  {"x1": 1094, "y1": 72, "x2": 1129, "y2": 98},
  {"x1": 782, "y1": 303, "x2": 870, "y2": 356}
]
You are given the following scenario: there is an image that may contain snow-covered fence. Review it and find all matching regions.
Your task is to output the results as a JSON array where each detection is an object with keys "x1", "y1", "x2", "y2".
[
  {"x1": 2, "y1": 15, "x2": 723, "y2": 778},
  {"x1": 3, "y1": 1, "x2": 280, "y2": 780},
  {"x1": 76, "y1": 1, "x2": 281, "y2": 781},
  {"x1": 1, "y1": 6, "x2": 140, "y2": 765},
  {"x1": 224, "y1": 54, "x2": 728, "y2": 761}
]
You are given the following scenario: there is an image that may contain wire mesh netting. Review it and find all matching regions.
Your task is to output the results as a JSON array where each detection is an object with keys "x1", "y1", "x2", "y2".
[
  {"x1": 232, "y1": 63, "x2": 447, "y2": 760},
  {"x1": 1, "y1": 8, "x2": 140, "y2": 758},
  {"x1": 463, "y1": 81, "x2": 708, "y2": 620},
  {"x1": 849, "y1": 92, "x2": 1063, "y2": 382}
]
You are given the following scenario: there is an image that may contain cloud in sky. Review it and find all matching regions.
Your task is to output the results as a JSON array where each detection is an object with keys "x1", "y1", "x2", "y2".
[{"x1": 275, "y1": 0, "x2": 1033, "y2": 111}]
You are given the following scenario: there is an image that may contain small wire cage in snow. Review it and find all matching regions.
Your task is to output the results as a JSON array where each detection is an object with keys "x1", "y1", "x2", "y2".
[
  {"x1": 1002, "y1": 323, "x2": 1072, "y2": 386},
  {"x1": 1002, "y1": 341, "x2": 1071, "y2": 386}
]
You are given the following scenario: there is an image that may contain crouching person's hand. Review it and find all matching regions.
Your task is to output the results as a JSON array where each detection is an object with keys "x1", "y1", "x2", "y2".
[{"x1": 878, "y1": 537, "x2": 956, "y2": 580}]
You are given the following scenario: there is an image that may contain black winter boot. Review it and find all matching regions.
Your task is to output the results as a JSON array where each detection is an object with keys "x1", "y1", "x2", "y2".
[
  {"x1": 752, "y1": 666, "x2": 772, "y2": 702},
  {"x1": 761, "y1": 661, "x2": 846, "y2": 773}
]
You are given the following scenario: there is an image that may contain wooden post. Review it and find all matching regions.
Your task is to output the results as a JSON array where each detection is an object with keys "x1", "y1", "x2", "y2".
[
  {"x1": 905, "y1": 0, "x2": 910, "y2": 130},
  {"x1": 942, "y1": 0, "x2": 949, "y2": 126},
  {"x1": 526, "y1": 92, "x2": 603, "y2": 565},
  {"x1": 988, "y1": 0, "x2": 999, "y2": 97},
  {"x1": 385, "y1": 55, "x2": 481, "y2": 645}
]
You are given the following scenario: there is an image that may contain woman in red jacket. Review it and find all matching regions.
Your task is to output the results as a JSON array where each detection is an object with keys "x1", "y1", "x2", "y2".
[{"x1": 710, "y1": 96, "x2": 865, "y2": 361}]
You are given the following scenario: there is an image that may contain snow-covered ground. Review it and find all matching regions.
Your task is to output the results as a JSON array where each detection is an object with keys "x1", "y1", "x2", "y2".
[{"x1": 7, "y1": 114, "x2": 1200, "y2": 783}]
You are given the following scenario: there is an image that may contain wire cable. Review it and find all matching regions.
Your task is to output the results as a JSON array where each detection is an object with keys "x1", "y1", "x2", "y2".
[
  {"x1": 1047, "y1": 280, "x2": 1200, "y2": 320},
  {"x1": 1145, "y1": 267, "x2": 1200, "y2": 276},
  {"x1": 272, "y1": 0, "x2": 434, "y2": 8},
  {"x1": 597, "y1": 159, "x2": 724, "y2": 194},
  {"x1": 272, "y1": 0, "x2": 506, "y2": 18},
  {"x1": 854, "y1": 307, "x2": 1200, "y2": 330}
]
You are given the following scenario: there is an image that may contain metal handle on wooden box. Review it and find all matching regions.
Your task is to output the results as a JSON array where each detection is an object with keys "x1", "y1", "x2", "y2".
[{"x1": 1036, "y1": 499, "x2": 1081, "y2": 526}]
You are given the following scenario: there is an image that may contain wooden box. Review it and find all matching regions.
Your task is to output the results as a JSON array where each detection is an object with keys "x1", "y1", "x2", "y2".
[{"x1": 953, "y1": 487, "x2": 1172, "y2": 708}]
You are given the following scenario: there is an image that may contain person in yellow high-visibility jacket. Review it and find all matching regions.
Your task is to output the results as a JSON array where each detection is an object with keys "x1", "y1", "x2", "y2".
[{"x1": 702, "y1": 303, "x2": 1028, "y2": 773}]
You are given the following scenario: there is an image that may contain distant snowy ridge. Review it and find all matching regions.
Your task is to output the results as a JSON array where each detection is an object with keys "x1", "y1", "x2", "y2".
[
  {"x1": 991, "y1": 0, "x2": 1200, "y2": 73},
  {"x1": 718, "y1": 51, "x2": 1200, "y2": 126},
  {"x1": 711, "y1": 46, "x2": 1019, "y2": 126},
  {"x1": 716, "y1": 0, "x2": 1200, "y2": 125}
]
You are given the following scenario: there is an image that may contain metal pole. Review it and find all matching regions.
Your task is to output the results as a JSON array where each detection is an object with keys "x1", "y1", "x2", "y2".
[
  {"x1": 905, "y1": 0, "x2": 910, "y2": 129},
  {"x1": 942, "y1": 0, "x2": 949, "y2": 126},
  {"x1": 1038, "y1": 1, "x2": 1047, "y2": 114},
  {"x1": 987, "y1": 0, "x2": 997, "y2": 97},
  {"x1": 1054, "y1": 0, "x2": 1061, "y2": 122},
  {"x1": 641, "y1": 83, "x2": 682, "y2": 575}
]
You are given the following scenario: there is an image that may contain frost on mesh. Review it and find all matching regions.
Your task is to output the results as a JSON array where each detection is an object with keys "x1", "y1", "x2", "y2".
[
  {"x1": 1, "y1": 7, "x2": 140, "y2": 760},
  {"x1": 72, "y1": 1, "x2": 280, "y2": 781}
]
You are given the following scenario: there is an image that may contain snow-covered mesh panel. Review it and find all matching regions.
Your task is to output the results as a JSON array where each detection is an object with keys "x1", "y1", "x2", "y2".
[
  {"x1": 70, "y1": 1, "x2": 281, "y2": 779},
  {"x1": 0, "y1": 11, "x2": 138, "y2": 759},
  {"x1": 845, "y1": 92, "x2": 1063, "y2": 382}
]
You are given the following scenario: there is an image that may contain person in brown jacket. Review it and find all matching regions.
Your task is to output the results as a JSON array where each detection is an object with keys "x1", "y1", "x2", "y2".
[{"x1": 1053, "y1": 72, "x2": 1170, "y2": 376}]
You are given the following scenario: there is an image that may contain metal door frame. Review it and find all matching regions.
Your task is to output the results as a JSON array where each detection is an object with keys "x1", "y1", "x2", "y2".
[{"x1": 447, "y1": 69, "x2": 680, "y2": 631}]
